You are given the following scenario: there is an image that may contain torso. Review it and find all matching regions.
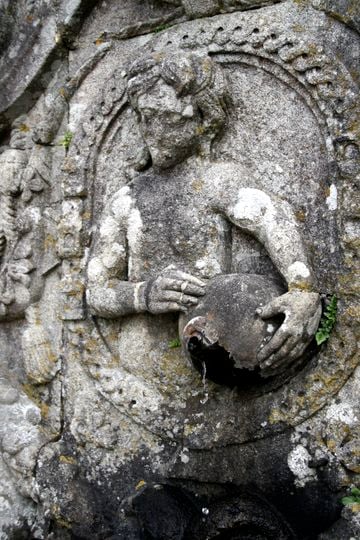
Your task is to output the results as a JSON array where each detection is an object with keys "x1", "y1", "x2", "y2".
[{"x1": 126, "y1": 158, "x2": 278, "y2": 282}]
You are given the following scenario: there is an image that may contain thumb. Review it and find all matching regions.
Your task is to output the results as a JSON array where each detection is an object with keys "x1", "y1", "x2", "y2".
[{"x1": 257, "y1": 296, "x2": 284, "y2": 319}]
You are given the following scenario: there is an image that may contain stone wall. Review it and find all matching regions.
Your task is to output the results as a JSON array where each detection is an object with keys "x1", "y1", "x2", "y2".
[{"x1": 0, "y1": 1, "x2": 359, "y2": 538}]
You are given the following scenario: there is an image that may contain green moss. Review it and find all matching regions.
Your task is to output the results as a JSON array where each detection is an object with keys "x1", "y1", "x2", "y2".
[
  {"x1": 59, "y1": 131, "x2": 73, "y2": 150},
  {"x1": 154, "y1": 23, "x2": 173, "y2": 33},
  {"x1": 168, "y1": 337, "x2": 181, "y2": 349}
]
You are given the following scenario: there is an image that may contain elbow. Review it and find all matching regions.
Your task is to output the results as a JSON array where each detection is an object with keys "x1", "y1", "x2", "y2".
[
  {"x1": 231, "y1": 188, "x2": 275, "y2": 230},
  {"x1": 85, "y1": 287, "x2": 98, "y2": 315},
  {"x1": 86, "y1": 257, "x2": 107, "y2": 314}
]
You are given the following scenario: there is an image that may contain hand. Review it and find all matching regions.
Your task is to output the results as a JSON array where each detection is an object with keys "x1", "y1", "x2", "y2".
[
  {"x1": 145, "y1": 267, "x2": 206, "y2": 315},
  {"x1": 257, "y1": 291, "x2": 321, "y2": 371}
]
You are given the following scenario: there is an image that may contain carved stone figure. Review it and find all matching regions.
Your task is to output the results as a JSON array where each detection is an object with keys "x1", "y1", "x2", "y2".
[
  {"x1": 87, "y1": 51, "x2": 321, "y2": 378},
  {"x1": 0, "y1": 117, "x2": 37, "y2": 319},
  {"x1": 0, "y1": 1, "x2": 359, "y2": 538}
]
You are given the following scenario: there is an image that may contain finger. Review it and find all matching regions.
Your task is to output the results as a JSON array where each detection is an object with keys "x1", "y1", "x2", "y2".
[
  {"x1": 167, "y1": 270, "x2": 206, "y2": 288},
  {"x1": 162, "y1": 291, "x2": 199, "y2": 305},
  {"x1": 182, "y1": 294, "x2": 200, "y2": 306},
  {"x1": 267, "y1": 333, "x2": 312, "y2": 370},
  {"x1": 163, "y1": 279, "x2": 205, "y2": 296},
  {"x1": 306, "y1": 305, "x2": 322, "y2": 336},
  {"x1": 286, "y1": 341, "x2": 307, "y2": 362},
  {"x1": 257, "y1": 297, "x2": 284, "y2": 319},
  {"x1": 261, "y1": 336, "x2": 299, "y2": 369},
  {"x1": 182, "y1": 283, "x2": 206, "y2": 296},
  {"x1": 162, "y1": 302, "x2": 187, "y2": 313},
  {"x1": 258, "y1": 328, "x2": 290, "y2": 362},
  {"x1": 161, "y1": 278, "x2": 182, "y2": 290}
]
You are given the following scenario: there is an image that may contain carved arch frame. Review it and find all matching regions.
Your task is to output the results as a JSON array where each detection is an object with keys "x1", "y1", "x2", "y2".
[{"x1": 59, "y1": 9, "x2": 359, "y2": 444}]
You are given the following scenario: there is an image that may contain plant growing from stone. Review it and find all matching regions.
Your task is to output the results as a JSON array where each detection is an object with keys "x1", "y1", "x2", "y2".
[
  {"x1": 59, "y1": 130, "x2": 73, "y2": 150},
  {"x1": 341, "y1": 487, "x2": 360, "y2": 506},
  {"x1": 315, "y1": 295, "x2": 337, "y2": 345},
  {"x1": 168, "y1": 337, "x2": 181, "y2": 349}
]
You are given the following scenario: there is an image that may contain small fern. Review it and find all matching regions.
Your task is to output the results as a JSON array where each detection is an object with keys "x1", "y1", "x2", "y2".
[{"x1": 315, "y1": 295, "x2": 337, "y2": 346}]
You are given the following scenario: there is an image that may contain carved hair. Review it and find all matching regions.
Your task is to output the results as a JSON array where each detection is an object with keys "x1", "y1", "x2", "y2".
[{"x1": 127, "y1": 51, "x2": 230, "y2": 137}]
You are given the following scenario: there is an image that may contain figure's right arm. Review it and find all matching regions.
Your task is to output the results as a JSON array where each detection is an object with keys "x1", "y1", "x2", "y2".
[
  {"x1": 86, "y1": 187, "x2": 147, "y2": 318},
  {"x1": 86, "y1": 187, "x2": 206, "y2": 318}
]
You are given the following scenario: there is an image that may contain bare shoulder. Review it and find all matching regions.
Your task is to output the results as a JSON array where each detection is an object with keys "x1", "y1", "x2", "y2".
[
  {"x1": 109, "y1": 184, "x2": 136, "y2": 221},
  {"x1": 204, "y1": 160, "x2": 260, "y2": 210}
]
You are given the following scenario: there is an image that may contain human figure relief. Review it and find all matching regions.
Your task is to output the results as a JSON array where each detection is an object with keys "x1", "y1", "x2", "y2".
[
  {"x1": 0, "y1": 117, "x2": 33, "y2": 318},
  {"x1": 87, "y1": 52, "x2": 321, "y2": 381}
]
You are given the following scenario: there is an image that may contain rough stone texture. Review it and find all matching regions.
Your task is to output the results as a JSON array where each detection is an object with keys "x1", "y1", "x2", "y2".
[{"x1": 0, "y1": 1, "x2": 359, "y2": 539}]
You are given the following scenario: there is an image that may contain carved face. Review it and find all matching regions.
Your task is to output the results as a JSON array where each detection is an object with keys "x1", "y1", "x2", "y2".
[{"x1": 136, "y1": 80, "x2": 200, "y2": 169}]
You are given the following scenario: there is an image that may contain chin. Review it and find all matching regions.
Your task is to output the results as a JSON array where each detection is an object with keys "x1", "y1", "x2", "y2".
[
  {"x1": 151, "y1": 147, "x2": 193, "y2": 170},
  {"x1": 153, "y1": 157, "x2": 178, "y2": 170}
]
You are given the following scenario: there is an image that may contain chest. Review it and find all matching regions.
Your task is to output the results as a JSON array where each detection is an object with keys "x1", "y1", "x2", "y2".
[{"x1": 129, "y1": 176, "x2": 231, "y2": 278}]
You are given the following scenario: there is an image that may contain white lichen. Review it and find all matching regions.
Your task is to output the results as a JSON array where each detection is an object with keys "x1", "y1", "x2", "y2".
[
  {"x1": 233, "y1": 188, "x2": 275, "y2": 222},
  {"x1": 326, "y1": 184, "x2": 337, "y2": 211},
  {"x1": 287, "y1": 444, "x2": 317, "y2": 488},
  {"x1": 287, "y1": 261, "x2": 311, "y2": 281}
]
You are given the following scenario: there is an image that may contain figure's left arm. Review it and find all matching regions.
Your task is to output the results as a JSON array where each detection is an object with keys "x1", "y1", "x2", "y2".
[{"x1": 225, "y1": 187, "x2": 321, "y2": 371}]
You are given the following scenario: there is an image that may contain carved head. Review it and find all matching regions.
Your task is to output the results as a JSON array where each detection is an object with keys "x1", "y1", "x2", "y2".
[{"x1": 127, "y1": 51, "x2": 229, "y2": 169}]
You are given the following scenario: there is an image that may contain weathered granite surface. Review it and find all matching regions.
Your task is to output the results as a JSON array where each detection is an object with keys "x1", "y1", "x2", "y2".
[{"x1": 0, "y1": 1, "x2": 359, "y2": 538}]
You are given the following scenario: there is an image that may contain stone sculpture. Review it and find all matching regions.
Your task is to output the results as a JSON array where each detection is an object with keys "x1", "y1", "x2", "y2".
[
  {"x1": 87, "y1": 51, "x2": 321, "y2": 377},
  {"x1": 0, "y1": 1, "x2": 359, "y2": 538},
  {"x1": 0, "y1": 117, "x2": 36, "y2": 318}
]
